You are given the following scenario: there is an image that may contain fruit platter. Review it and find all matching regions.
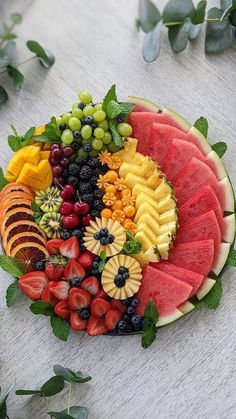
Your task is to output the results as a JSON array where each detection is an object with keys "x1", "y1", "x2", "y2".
[{"x1": 0, "y1": 86, "x2": 235, "y2": 348}]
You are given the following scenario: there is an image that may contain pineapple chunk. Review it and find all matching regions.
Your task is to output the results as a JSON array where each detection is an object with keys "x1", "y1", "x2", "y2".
[
  {"x1": 156, "y1": 195, "x2": 176, "y2": 213},
  {"x1": 157, "y1": 243, "x2": 170, "y2": 260},
  {"x1": 135, "y1": 231, "x2": 153, "y2": 251},
  {"x1": 138, "y1": 214, "x2": 160, "y2": 232},
  {"x1": 125, "y1": 174, "x2": 147, "y2": 189},
  {"x1": 119, "y1": 163, "x2": 143, "y2": 178},
  {"x1": 114, "y1": 138, "x2": 138, "y2": 162},
  {"x1": 158, "y1": 222, "x2": 178, "y2": 235},
  {"x1": 159, "y1": 209, "x2": 178, "y2": 225},
  {"x1": 155, "y1": 180, "x2": 172, "y2": 199},
  {"x1": 155, "y1": 232, "x2": 175, "y2": 245},
  {"x1": 137, "y1": 223, "x2": 157, "y2": 242},
  {"x1": 141, "y1": 157, "x2": 157, "y2": 177},
  {"x1": 134, "y1": 202, "x2": 159, "y2": 224},
  {"x1": 135, "y1": 193, "x2": 159, "y2": 211},
  {"x1": 133, "y1": 245, "x2": 160, "y2": 267},
  {"x1": 146, "y1": 170, "x2": 163, "y2": 188},
  {"x1": 132, "y1": 183, "x2": 156, "y2": 199}
]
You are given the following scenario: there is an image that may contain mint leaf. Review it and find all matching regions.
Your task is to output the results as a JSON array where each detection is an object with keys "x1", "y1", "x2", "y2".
[
  {"x1": 194, "y1": 116, "x2": 209, "y2": 138},
  {"x1": 107, "y1": 100, "x2": 122, "y2": 119},
  {"x1": 7, "y1": 65, "x2": 24, "y2": 91},
  {"x1": 142, "y1": 322, "x2": 157, "y2": 349},
  {"x1": 30, "y1": 301, "x2": 54, "y2": 316},
  {"x1": 8, "y1": 134, "x2": 21, "y2": 151},
  {"x1": 108, "y1": 120, "x2": 123, "y2": 147},
  {"x1": 6, "y1": 280, "x2": 23, "y2": 307},
  {"x1": 102, "y1": 85, "x2": 117, "y2": 113},
  {"x1": 141, "y1": 299, "x2": 159, "y2": 349},
  {"x1": 211, "y1": 142, "x2": 227, "y2": 158},
  {"x1": 0, "y1": 168, "x2": 8, "y2": 190},
  {"x1": 41, "y1": 376, "x2": 65, "y2": 397},
  {"x1": 117, "y1": 102, "x2": 135, "y2": 116},
  {"x1": 50, "y1": 315, "x2": 70, "y2": 341},
  {"x1": 31, "y1": 201, "x2": 43, "y2": 224},
  {"x1": 34, "y1": 116, "x2": 61, "y2": 143},
  {"x1": 226, "y1": 248, "x2": 236, "y2": 266},
  {"x1": 98, "y1": 251, "x2": 107, "y2": 272},
  {"x1": 144, "y1": 299, "x2": 159, "y2": 323},
  {"x1": 203, "y1": 279, "x2": 222, "y2": 309},
  {"x1": 123, "y1": 239, "x2": 142, "y2": 255},
  {"x1": 24, "y1": 126, "x2": 36, "y2": 142},
  {"x1": 0, "y1": 255, "x2": 26, "y2": 277}
]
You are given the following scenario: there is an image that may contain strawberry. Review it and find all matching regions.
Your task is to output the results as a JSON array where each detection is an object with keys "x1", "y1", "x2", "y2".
[
  {"x1": 54, "y1": 299, "x2": 70, "y2": 320},
  {"x1": 19, "y1": 272, "x2": 48, "y2": 300},
  {"x1": 77, "y1": 251, "x2": 95, "y2": 271},
  {"x1": 81, "y1": 276, "x2": 100, "y2": 296},
  {"x1": 91, "y1": 298, "x2": 111, "y2": 318},
  {"x1": 46, "y1": 239, "x2": 64, "y2": 255},
  {"x1": 49, "y1": 281, "x2": 70, "y2": 300},
  {"x1": 70, "y1": 311, "x2": 87, "y2": 331},
  {"x1": 110, "y1": 299, "x2": 126, "y2": 314},
  {"x1": 87, "y1": 316, "x2": 108, "y2": 336},
  {"x1": 41, "y1": 283, "x2": 58, "y2": 306},
  {"x1": 45, "y1": 255, "x2": 67, "y2": 280},
  {"x1": 64, "y1": 259, "x2": 85, "y2": 282},
  {"x1": 68, "y1": 288, "x2": 92, "y2": 310},
  {"x1": 104, "y1": 309, "x2": 122, "y2": 331},
  {"x1": 96, "y1": 289, "x2": 109, "y2": 300},
  {"x1": 60, "y1": 236, "x2": 80, "y2": 259}
]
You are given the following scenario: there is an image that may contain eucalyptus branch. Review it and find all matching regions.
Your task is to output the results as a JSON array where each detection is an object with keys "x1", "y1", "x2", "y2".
[{"x1": 0, "y1": 55, "x2": 36, "y2": 76}]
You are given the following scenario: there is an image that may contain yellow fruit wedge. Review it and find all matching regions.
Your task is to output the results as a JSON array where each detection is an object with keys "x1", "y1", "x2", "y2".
[
  {"x1": 133, "y1": 245, "x2": 160, "y2": 266},
  {"x1": 135, "y1": 192, "x2": 159, "y2": 211},
  {"x1": 132, "y1": 183, "x2": 156, "y2": 199},
  {"x1": 114, "y1": 138, "x2": 138, "y2": 162},
  {"x1": 135, "y1": 230, "x2": 153, "y2": 251},
  {"x1": 146, "y1": 170, "x2": 163, "y2": 188},
  {"x1": 125, "y1": 174, "x2": 147, "y2": 189},
  {"x1": 158, "y1": 209, "x2": 178, "y2": 225},
  {"x1": 158, "y1": 222, "x2": 178, "y2": 235},
  {"x1": 156, "y1": 195, "x2": 176, "y2": 213},
  {"x1": 138, "y1": 213, "x2": 160, "y2": 232},
  {"x1": 137, "y1": 223, "x2": 157, "y2": 242},
  {"x1": 154, "y1": 180, "x2": 173, "y2": 199},
  {"x1": 155, "y1": 233, "x2": 175, "y2": 245},
  {"x1": 156, "y1": 243, "x2": 170, "y2": 260},
  {"x1": 134, "y1": 202, "x2": 159, "y2": 224}
]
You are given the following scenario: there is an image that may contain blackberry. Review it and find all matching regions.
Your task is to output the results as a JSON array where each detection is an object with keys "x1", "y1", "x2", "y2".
[
  {"x1": 94, "y1": 189, "x2": 104, "y2": 199},
  {"x1": 69, "y1": 164, "x2": 80, "y2": 175},
  {"x1": 81, "y1": 193, "x2": 94, "y2": 206},
  {"x1": 62, "y1": 169, "x2": 69, "y2": 178},
  {"x1": 68, "y1": 176, "x2": 79, "y2": 188},
  {"x1": 78, "y1": 182, "x2": 92, "y2": 194},
  {"x1": 76, "y1": 157, "x2": 86, "y2": 166},
  {"x1": 88, "y1": 158, "x2": 100, "y2": 169},
  {"x1": 101, "y1": 164, "x2": 109, "y2": 174},
  {"x1": 91, "y1": 176, "x2": 98, "y2": 185},
  {"x1": 80, "y1": 165, "x2": 92, "y2": 180},
  {"x1": 93, "y1": 168, "x2": 102, "y2": 177},
  {"x1": 93, "y1": 200, "x2": 104, "y2": 212}
]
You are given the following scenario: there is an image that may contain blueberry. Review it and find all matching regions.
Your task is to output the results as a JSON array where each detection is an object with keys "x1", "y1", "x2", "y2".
[
  {"x1": 70, "y1": 277, "x2": 82, "y2": 287},
  {"x1": 114, "y1": 274, "x2": 126, "y2": 288},
  {"x1": 93, "y1": 261, "x2": 99, "y2": 269},
  {"x1": 83, "y1": 144, "x2": 92, "y2": 152},
  {"x1": 91, "y1": 122, "x2": 98, "y2": 129},
  {"x1": 100, "y1": 237, "x2": 108, "y2": 246},
  {"x1": 107, "y1": 234, "x2": 114, "y2": 244},
  {"x1": 94, "y1": 232, "x2": 101, "y2": 240},
  {"x1": 122, "y1": 271, "x2": 130, "y2": 280},
  {"x1": 118, "y1": 320, "x2": 126, "y2": 330},
  {"x1": 131, "y1": 315, "x2": 142, "y2": 327},
  {"x1": 123, "y1": 314, "x2": 130, "y2": 323},
  {"x1": 78, "y1": 102, "x2": 85, "y2": 110},
  {"x1": 72, "y1": 229, "x2": 84, "y2": 240},
  {"x1": 125, "y1": 323, "x2": 134, "y2": 333},
  {"x1": 84, "y1": 116, "x2": 94, "y2": 125},
  {"x1": 80, "y1": 308, "x2": 91, "y2": 320},
  {"x1": 92, "y1": 268, "x2": 99, "y2": 275},
  {"x1": 59, "y1": 123, "x2": 67, "y2": 130},
  {"x1": 123, "y1": 298, "x2": 131, "y2": 306},
  {"x1": 127, "y1": 306, "x2": 135, "y2": 316},
  {"x1": 131, "y1": 298, "x2": 139, "y2": 308},
  {"x1": 116, "y1": 115, "x2": 124, "y2": 123},
  {"x1": 71, "y1": 141, "x2": 80, "y2": 151},
  {"x1": 74, "y1": 131, "x2": 81, "y2": 139},
  {"x1": 62, "y1": 231, "x2": 72, "y2": 239},
  {"x1": 118, "y1": 266, "x2": 128, "y2": 275},
  {"x1": 100, "y1": 228, "x2": 108, "y2": 237},
  {"x1": 35, "y1": 260, "x2": 45, "y2": 271},
  {"x1": 80, "y1": 117, "x2": 86, "y2": 124}
]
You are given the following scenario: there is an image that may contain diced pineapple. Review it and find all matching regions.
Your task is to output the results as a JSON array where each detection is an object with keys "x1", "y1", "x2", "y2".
[
  {"x1": 114, "y1": 138, "x2": 138, "y2": 162},
  {"x1": 156, "y1": 195, "x2": 176, "y2": 213},
  {"x1": 134, "y1": 202, "x2": 159, "y2": 224},
  {"x1": 132, "y1": 183, "x2": 156, "y2": 199},
  {"x1": 157, "y1": 243, "x2": 170, "y2": 260},
  {"x1": 159, "y1": 209, "x2": 178, "y2": 225},
  {"x1": 154, "y1": 180, "x2": 172, "y2": 199},
  {"x1": 119, "y1": 163, "x2": 142, "y2": 178},
  {"x1": 133, "y1": 245, "x2": 160, "y2": 267},
  {"x1": 141, "y1": 157, "x2": 157, "y2": 177},
  {"x1": 155, "y1": 232, "x2": 175, "y2": 245},
  {"x1": 135, "y1": 231, "x2": 153, "y2": 251},
  {"x1": 138, "y1": 214, "x2": 160, "y2": 232},
  {"x1": 125, "y1": 174, "x2": 147, "y2": 189},
  {"x1": 146, "y1": 170, "x2": 163, "y2": 188},
  {"x1": 135, "y1": 193, "x2": 159, "y2": 211},
  {"x1": 137, "y1": 223, "x2": 157, "y2": 242},
  {"x1": 158, "y1": 222, "x2": 178, "y2": 235}
]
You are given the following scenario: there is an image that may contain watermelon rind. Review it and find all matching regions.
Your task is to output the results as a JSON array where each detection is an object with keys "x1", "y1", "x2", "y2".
[
  {"x1": 178, "y1": 301, "x2": 195, "y2": 314},
  {"x1": 157, "y1": 309, "x2": 183, "y2": 327},
  {"x1": 220, "y1": 177, "x2": 235, "y2": 213},
  {"x1": 196, "y1": 277, "x2": 216, "y2": 300},
  {"x1": 223, "y1": 214, "x2": 236, "y2": 244},
  {"x1": 187, "y1": 126, "x2": 213, "y2": 155},
  {"x1": 211, "y1": 243, "x2": 231, "y2": 276},
  {"x1": 206, "y1": 150, "x2": 228, "y2": 181},
  {"x1": 127, "y1": 96, "x2": 160, "y2": 112},
  {"x1": 162, "y1": 108, "x2": 191, "y2": 133}
]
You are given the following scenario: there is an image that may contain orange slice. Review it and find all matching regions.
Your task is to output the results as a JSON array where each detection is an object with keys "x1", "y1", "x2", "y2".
[
  {"x1": 1, "y1": 191, "x2": 33, "y2": 206},
  {"x1": 0, "y1": 182, "x2": 34, "y2": 199},
  {"x1": 0, "y1": 199, "x2": 32, "y2": 222},
  {"x1": 1, "y1": 208, "x2": 34, "y2": 237},
  {"x1": 3, "y1": 221, "x2": 46, "y2": 249},
  {"x1": 6, "y1": 232, "x2": 46, "y2": 257},
  {"x1": 11, "y1": 242, "x2": 49, "y2": 272}
]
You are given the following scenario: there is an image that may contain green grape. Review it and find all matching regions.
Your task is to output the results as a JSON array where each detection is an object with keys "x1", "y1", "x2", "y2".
[
  {"x1": 103, "y1": 132, "x2": 112, "y2": 144},
  {"x1": 94, "y1": 127, "x2": 105, "y2": 139},
  {"x1": 56, "y1": 116, "x2": 63, "y2": 126},
  {"x1": 94, "y1": 103, "x2": 102, "y2": 111},
  {"x1": 108, "y1": 141, "x2": 121, "y2": 152},
  {"x1": 81, "y1": 125, "x2": 92, "y2": 140},
  {"x1": 72, "y1": 108, "x2": 84, "y2": 119},
  {"x1": 77, "y1": 148, "x2": 88, "y2": 158},
  {"x1": 89, "y1": 149, "x2": 99, "y2": 157},
  {"x1": 101, "y1": 144, "x2": 107, "y2": 152},
  {"x1": 117, "y1": 122, "x2": 133, "y2": 137},
  {"x1": 83, "y1": 105, "x2": 95, "y2": 117},
  {"x1": 72, "y1": 101, "x2": 79, "y2": 110},
  {"x1": 79, "y1": 91, "x2": 93, "y2": 104},
  {"x1": 98, "y1": 120, "x2": 109, "y2": 131},
  {"x1": 82, "y1": 137, "x2": 92, "y2": 145},
  {"x1": 93, "y1": 110, "x2": 106, "y2": 122},
  {"x1": 68, "y1": 117, "x2": 81, "y2": 131},
  {"x1": 92, "y1": 138, "x2": 103, "y2": 150},
  {"x1": 61, "y1": 129, "x2": 74, "y2": 145},
  {"x1": 61, "y1": 113, "x2": 72, "y2": 124}
]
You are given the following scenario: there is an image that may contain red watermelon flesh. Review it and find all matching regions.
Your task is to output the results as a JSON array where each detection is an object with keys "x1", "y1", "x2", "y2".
[
  {"x1": 135, "y1": 266, "x2": 192, "y2": 317},
  {"x1": 169, "y1": 240, "x2": 215, "y2": 276},
  {"x1": 178, "y1": 186, "x2": 224, "y2": 234},
  {"x1": 175, "y1": 158, "x2": 225, "y2": 208},
  {"x1": 176, "y1": 210, "x2": 221, "y2": 247},
  {"x1": 151, "y1": 261, "x2": 204, "y2": 297}
]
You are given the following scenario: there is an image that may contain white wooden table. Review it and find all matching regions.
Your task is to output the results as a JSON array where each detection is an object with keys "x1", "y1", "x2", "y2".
[{"x1": 0, "y1": 1, "x2": 236, "y2": 418}]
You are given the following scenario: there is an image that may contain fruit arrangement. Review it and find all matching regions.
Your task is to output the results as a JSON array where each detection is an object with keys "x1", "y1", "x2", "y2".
[{"x1": 0, "y1": 86, "x2": 235, "y2": 348}]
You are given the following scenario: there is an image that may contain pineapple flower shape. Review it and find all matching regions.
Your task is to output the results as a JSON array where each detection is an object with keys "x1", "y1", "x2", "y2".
[
  {"x1": 102, "y1": 254, "x2": 142, "y2": 300},
  {"x1": 83, "y1": 217, "x2": 126, "y2": 257}
]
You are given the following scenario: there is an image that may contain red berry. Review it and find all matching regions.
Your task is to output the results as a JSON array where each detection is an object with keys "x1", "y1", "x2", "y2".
[
  {"x1": 60, "y1": 201, "x2": 74, "y2": 216},
  {"x1": 60, "y1": 184, "x2": 75, "y2": 201},
  {"x1": 18, "y1": 272, "x2": 48, "y2": 300},
  {"x1": 96, "y1": 289, "x2": 109, "y2": 300},
  {"x1": 104, "y1": 309, "x2": 122, "y2": 331},
  {"x1": 70, "y1": 311, "x2": 87, "y2": 331},
  {"x1": 51, "y1": 148, "x2": 62, "y2": 160},
  {"x1": 87, "y1": 316, "x2": 108, "y2": 336},
  {"x1": 110, "y1": 299, "x2": 127, "y2": 314},
  {"x1": 54, "y1": 299, "x2": 70, "y2": 320},
  {"x1": 41, "y1": 283, "x2": 59, "y2": 306},
  {"x1": 45, "y1": 258, "x2": 66, "y2": 281},
  {"x1": 46, "y1": 239, "x2": 64, "y2": 255},
  {"x1": 60, "y1": 236, "x2": 80, "y2": 259},
  {"x1": 68, "y1": 288, "x2": 92, "y2": 310},
  {"x1": 91, "y1": 298, "x2": 111, "y2": 318},
  {"x1": 74, "y1": 201, "x2": 90, "y2": 216},
  {"x1": 49, "y1": 281, "x2": 70, "y2": 300},
  {"x1": 81, "y1": 214, "x2": 94, "y2": 227},
  {"x1": 81, "y1": 276, "x2": 100, "y2": 296},
  {"x1": 64, "y1": 259, "x2": 85, "y2": 282},
  {"x1": 53, "y1": 165, "x2": 63, "y2": 176},
  {"x1": 77, "y1": 251, "x2": 95, "y2": 271},
  {"x1": 63, "y1": 213, "x2": 80, "y2": 230},
  {"x1": 63, "y1": 146, "x2": 74, "y2": 157}
]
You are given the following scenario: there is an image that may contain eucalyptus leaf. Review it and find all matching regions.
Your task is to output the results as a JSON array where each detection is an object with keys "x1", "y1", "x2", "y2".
[
  {"x1": 3, "y1": 41, "x2": 18, "y2": 64},
  {"x1": 168, "y1": 17, "x2": 191, "y2": 53},
  {"x1": 163, "y1": 0, "x2": 195, "y2": 23},
  {"x1": 7, "y1": 65, "x2": 24, "y2": 91},
  {"x1": 192, "y1": 0, "x2": 207, "y2": 24},
  {"x1": 10, "y1": 13, "x2": 22, "y2": 24},
  {"x1": 48, "y1": 413, "x2": 73, "y2": 419},
  {"x1": 15, "y1": 389, "x2": 42, "y2": 395},
  {"x1": 188, "y1": 23, "x2": 202, "y2": 40},
  {"x1": 142, "y1": 20, "x2": 162, "y2": 62},
  {"x1": 49, "y1": 407, "x2": 89, "y2": 419},
  {"x1": 221, "y1": 0, "x2": 232, "y2": 9},
  {"x1": 138, "y1": 0, "x2": 162, "y2": 33},
  {"x1": 0, "y1": 86, "x2": 8, "y2": 105},
  {"x1": 206, "y1": 8, "x2": 234, "y2": 54},
  {"x1": 26, "y1": 41, "x2": 55, "y2": 68},
  {"x1": 229, "y1": 9, "x2": 236, "y2": 25},
  {"x1": 41, "y1": 376, "x2": 65, "y2": 397}
]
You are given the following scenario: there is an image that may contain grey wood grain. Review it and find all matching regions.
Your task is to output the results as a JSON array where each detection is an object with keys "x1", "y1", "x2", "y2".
[{"x1": 0, "y1": 1, "x2": 235, "y2": 418}]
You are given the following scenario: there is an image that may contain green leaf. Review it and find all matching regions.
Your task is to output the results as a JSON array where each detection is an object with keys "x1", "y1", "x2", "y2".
[
  {"x1": 100, "y1": 251, "x2": 106, "y2": 261},
  {"x1": 192, "y1": 1, "x2": 207, "y2": 24},
  {"x1": 141, "y1": 322, "x2": 157, "y2": 349},
  {"x1": 26, "y1": 40, "x2": 55, "y2": 68},
  {"x1": 8, "y1": 135, "x2": 20, "y2": 151},
  {"x1": 142, "y1": 20, "x2": 162, "y2": 62},
  {"x1": 41, "y1": 376, "x2": 65, "y2": 397},
  {"x1": 0, "y1": 382, "x2": 14, "y2": 418},
  {"x1": 206, "y1": 8, "x2": 234, "y2": 54},
  {"x1": 108, "y1": 120, "x2": 123, "y2": 147},
  {"x1": 34, "y1": 116, "x2": 61, "y2": 143},
  {"x1": 102, "y1": 85, "x2": 117, "y2": 113},
  {"x1": 188, "y1": 22, "x2": 202, "y2": 40},
  {"x1": 24, "y1": 126, "x2": 36, "y2": 142},
  {"x1": 163, "y1": 0, "x2": 195, "y2": 23},
  {"x1": 141, "y1": 299, "x2": 159, "y2": 349},
  {"x1": 54, "y1": 365, "x2": 92, "y2": 384},
  {"x1": 48, "y1": 413, "x2": 73, "y2": 419},
  {"x1": 211, "y1": 142, "x2": 227, "y2": 158},
  {"x1": 30, "y1": 301, "x2": 54, "y2": 316},
  {"x1": 0, "y1": 168, "x2": 8, "y2": 190},
  {"x1": 221, "y1": 0, "x2": 232, "y2": 10},
  {"x1": 0, "y1": 255, "x2": 26, "y2": 277},
  {"x1": 31, "y1": 201, "x2": 41, "y2": 212},
  {"x1": 49, "y1": 407, "x2": 89, "y2": 419},
  {"x1": 203, "y1": 279, "x2": 223, "y2": 309},
  {"x1": 226, "y1": 248, "x2": 236, "y2": 266},
  {"x1": 144, "y1": 299, "x2": 159, "y2": 323},
  {"x1": 50, "y1": 315, "x2": 70, "y2": 341},
  {"x1": 6, "y1": 280, "x2": 23, "y2": 307},
  {"x1": 10, "y1": 13, "x2": 22, "y2": 24},
  {"x1": 194, "y1": 116, "x2": 209, "y2": 138},
  {"x1": 122, "y1": 239, "x2": 142, "y2": 255},
  {"x1": 138, "y1": 0, "x2": 162, "y2": 33},
  {"x1": 0, "y1": 85, "x2": 8, "y2": 105},
  {"x1": 7, "y1": 65, "x2": 24, "y2": 91},
  {"x1": 168, "y1": 17, "x2": 191, "y2": 53},
  {"x1": 15, "y1": 389, "x2": 42, "y2": 395},
  {"x1": 2, "y1": 42, "x2": 18, "y2": 65},
  {"x1": 0, "y1": 401, "x2": 7, "y2": 419},
  {"x1": 106, "y1": 100, "x2": 122, "y2": 119}
]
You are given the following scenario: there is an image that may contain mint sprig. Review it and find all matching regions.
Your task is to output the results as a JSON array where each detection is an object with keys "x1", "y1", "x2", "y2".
[
  {"x1": 212, "y1": 141, "x2": 227, "y2": 158},
  {"x1": 0, "y1": 167, "x2": 8, "y2": 191},
  {"x1": 192, "y1": 277, "x2": 223, "y2": 310},
  {"x1": 141, "y1": 299, "x2": 159, "y2": 349},
  {"x1": 0, "y1": 255, "x2": 26, "y2": 277},
  {"x1": 194, "y1": 116, "x2": 208, "y2": 138},
  {"x1": 50, "y1": 315, "x2": 70, "y2": 341},
  {"x1": 31, "y1": 201, "x2": 43, "y2": 225},
  {"x1": 6, "y1": 280, "x2": 23, "y2": 307},
  {"x1": 102, "y1": 84, "x2": 117, "y2": 113},
  {"x1": 98, "y1": 251, "x2": 107, "y2": 273},
  {"x1": 123, "y1": 231, "x2": 142, "y2": 255},
  {"x1": 34, "y1": 116, "x2": 61, "y2": 144},
  {"x1": 226, "y1": 248, "x2": 236, "y2": 266},
  {"x1": 30, "y1": 301, "x2": 54, "y2": 316},
  {"x1": 8, "y1": 125, "x2": 35, "y2": 151}
]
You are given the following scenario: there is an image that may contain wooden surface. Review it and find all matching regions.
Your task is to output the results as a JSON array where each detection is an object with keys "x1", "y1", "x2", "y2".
[{"x1": 0, "y1": 1, "x2": 236, "y2": 418}]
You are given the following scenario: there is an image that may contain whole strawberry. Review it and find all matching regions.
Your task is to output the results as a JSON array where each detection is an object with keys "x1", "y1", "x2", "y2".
[{"x1": 45, "y1": 255, "x2": 67, "y2": 281}]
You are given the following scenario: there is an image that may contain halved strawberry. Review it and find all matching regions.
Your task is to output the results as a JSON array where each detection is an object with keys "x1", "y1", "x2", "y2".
[
  {"x1": 104, "y1": 309, "x2": 122, "y2": 331},
  {"x1": 18, "y1": 271, "x2": 48, "y2": 300},
  {"x1": 81, "y1": 276, "x2": 100, "y2": 296},
  {"x1": 96, "y1": 289, "x2": 109, "y2": 300},
  {"x1": 49, "y1": 281, "x2": 70, "y2": 300},
  {"x1": 70, "y1": 311, "x2": 87, "y2": 331},
  {"x1": 110, "y1": 300, "x2": 127, "y2": 314},
  {"x1": 46, "y1": 239, "x2": 64, "y2": 255},
  {"x1": 91, "y1": 298, "x2": 111, "y2": 318},
  {"x1": 60, "y1": 236, "x2": 80, "y2": 259},
  {"x1": 64, "y1": 259, "x2": 85, "y2": 282},
  {"x1": 77, "y1": 251, "x2": 95, "y2": 271},
  {"x1": 41, "y1": 283, "x2": 58, "y2": 306},
  {"x1": 54, "y1": 299, "x2": 70, "y2": 320},
  {"x1": 87, "y1": 316, "x2": 108, "y2": 336},
  {"x1": 45, "y1": 255, "x2": 67, "y2": 281},
  {"x1": 68, "y1": 288, "x2": 92, "y2": 310}
]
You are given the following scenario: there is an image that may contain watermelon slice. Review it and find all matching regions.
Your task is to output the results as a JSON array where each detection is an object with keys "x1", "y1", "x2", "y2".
[
  {"x1": 135, "y1": 265, "x2": 192, "y2": 317},
  {"x1": 151, "y1": 261, "x2": 204, "y2": 297},
  {"x1": 169, "y1": 240, "x2": 215, "y2": 276},
  {"x1": 223, "y1": 214, "x2": 236, "y2": 244},
  {"x1": 127, "y1": 96, "x2": 160, "y2": 113},
  {"x1": 175, "y1": 158, "x2": 234, "y2": 212},
  {"x1": 176, "y1": 210, "x2": 221, "y2": 247}
]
